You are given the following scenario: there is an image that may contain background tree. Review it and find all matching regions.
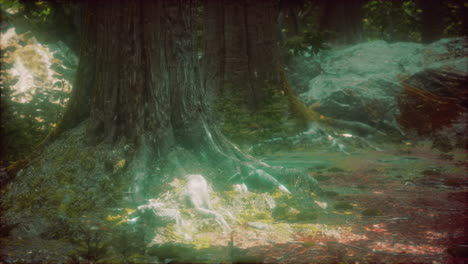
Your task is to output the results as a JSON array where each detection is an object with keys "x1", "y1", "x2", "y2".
[
  {"x1": 1, "y1": 0, "x2": 80, "y2": 54},
  {"x1": 418, "y1": 0, "x2": 444, "y2": 43},
  {"x1": 363, "y1": 0, "x2": 421, "y2": 42},
  {"x1": 204, "y1": 0, "x2": 328, "y2": 143},
  {"x1": 318, "y1": 0, "x2": 367, "y2": 45}
]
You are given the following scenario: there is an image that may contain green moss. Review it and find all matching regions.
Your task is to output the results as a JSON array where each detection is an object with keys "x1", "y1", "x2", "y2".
[
  {"x1": 239, "y1": 209, "x2": 272, "y2": 223},
  {"x1": 303, "y1": 241, "x2": 319, "y2": 247},
  {"x1": 191, "y1": 236, "x2": 215, "y2": 249},
  {"x1": 315, "y1": 174, "x2": 331, "y2": 182},
  {"x1": 361, "y1": 208, "x2": 381, "y2": 216},
  {"x1": 62, "y1": 148, "x2": 78, "y2": 162},
  {"x1": 233, "y1": 255, "x2": 263, "y2": 264},
  {"x1": 296, "y1": 210, "x2": 318, "y2": 222},
  {"x1": 270, "y1": 223, "x2": 292, "y2": 237},
  {"x1": 80, "y1": 151, "x2": 96, "y2": 171},
  {"x1": 323, "y1": 190, "x2": 339, "y2": 198},
  {"x1": 334, "y1": 201, "x2": 353, "y2": 210},
  {"x1": 328, "y1": 167, "x2": 346, "y2": 173},
  {"x1": 56, "y1": 171, "x2": 73, "y2": 184},
  {"x1": 273, "y1": 204, "x2": 300, "y2": 221}
]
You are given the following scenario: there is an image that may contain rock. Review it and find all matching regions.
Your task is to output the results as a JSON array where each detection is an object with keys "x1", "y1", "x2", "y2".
[
  {"x1": 298, "y1": 38, "x2": 467, "y2": 140},
  {"x1": 398, "y1": 68, "x2": 467, "y2": 140}
]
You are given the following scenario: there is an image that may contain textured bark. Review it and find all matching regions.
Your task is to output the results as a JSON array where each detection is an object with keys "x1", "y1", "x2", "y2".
[
  {"x1": 54, "y1": 0, "x2": 271, "y2": 186},
  {"x1": 278, "y1": 0, "x2": 306, "y2": 38},
  {"x1": 204, "y1": 0, "x2": 281, "y2": 111},
  {"x1": 50, "y1": 0, "x2": 322, "y2": 199},
  {"x1": 418, "y1": 0, "x2": 444, "y2": 44},
  {"x1": 318, "y1": 0, "x2": 365, "y2": 45},
  {"x1": 58, "y1": 0, "x2": 207, "y2": 152},
  {"x1": 204, "y1": 0, "x2": 328, "y2": 128}
]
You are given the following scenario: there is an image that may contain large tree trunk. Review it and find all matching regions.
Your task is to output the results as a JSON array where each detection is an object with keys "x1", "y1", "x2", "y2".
[
  {"x1": 53, "y1": 0, "x2": 311, "y2": 199},
  {"x1": 60, "y1": 0, "x2": 199, "y2": 146},
  {"x1": 2, "y1": 2, "x2": 324, "y2": 256}
]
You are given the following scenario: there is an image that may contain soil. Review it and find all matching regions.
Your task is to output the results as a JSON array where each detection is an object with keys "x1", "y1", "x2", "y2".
[
  {"x1": 1, "y1": 143, "x2": 466, "y2": 264},
  {"x1": 201, "y1": 143, "x2": 467, "y2": 264}
]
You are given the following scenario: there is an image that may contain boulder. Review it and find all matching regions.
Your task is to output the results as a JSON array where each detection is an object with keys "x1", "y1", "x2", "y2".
[
  {"x1": 398, "y1": 38, "x2": 468, "y2": 146},
  {"x1": 298, "y1": 38, "x2": 467, "y2": 140}
]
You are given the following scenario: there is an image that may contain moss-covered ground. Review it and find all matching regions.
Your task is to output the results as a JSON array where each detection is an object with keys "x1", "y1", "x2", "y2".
[{"x1": 1, "y1": 136, "x2": 466, "y2": 263}]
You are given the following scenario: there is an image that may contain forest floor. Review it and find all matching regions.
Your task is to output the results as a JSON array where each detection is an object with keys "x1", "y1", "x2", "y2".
[
  {"x1": 189, "y1": 143, "x2": 467, "y2": 264},
  {"x1": 1, "y1": 143, "x2": 466, "y2": 264}
]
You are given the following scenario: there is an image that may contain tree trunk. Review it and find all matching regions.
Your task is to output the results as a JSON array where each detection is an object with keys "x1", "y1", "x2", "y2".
[
  {"x1": 2, "y1": 1, "x2": 324, "y2": 253},
  {"x1": 53, "y1": 0, "x2": 311, "y2": 198},
  {"x1": 59, "y1": 0, "x2": 207, "y2": 149},
  {"x1": 418, "y1": 0, "x2": 443, "y2": 44},
  {"x1": 318, "y1": 0, "x2": 365, "y2": 45},
  {"x1": 204, "y1": 0, "x2": 327, "y2": 130},
  {"x1": 204, "y1": 0, "x2": 281, "y2": 112}
]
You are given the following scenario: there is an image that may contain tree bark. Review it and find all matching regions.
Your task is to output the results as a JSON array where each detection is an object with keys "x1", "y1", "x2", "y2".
[
  {"x1": 58, "y1": 0, "x2": 206, "y2": 150},
  {"x1": 204, "y1": 0, "x2": 281, "y2": 112},
  {"x1": 418, "y1": 0, "x2": 444, "y2": 44},
  {"x1": 318, "y1": 0, "x2": 365, "y2": 45},
  {"x1": 53, "y1": 0, "x2": 304, "y2": 196},
  {"x1": 204, "y1": 0, "x2": 330, "y2": 129}
]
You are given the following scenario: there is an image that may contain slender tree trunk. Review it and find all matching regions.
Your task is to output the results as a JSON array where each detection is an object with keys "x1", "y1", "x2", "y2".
[
  {"x1": 318, "y1": 0, "x2": 365, "y2": 45},
  {"x1": 204, "y1": 0, "x2": 281, "y2": 112},
  {"x1": 418, "y1": 0, "x2": 443, "y2": 43}
]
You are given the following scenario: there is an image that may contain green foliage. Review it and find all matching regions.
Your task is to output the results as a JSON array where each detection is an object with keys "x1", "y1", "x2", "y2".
[
  {"x1": 285, "y1": 31, "x2": 329, "y2": 56},
  {"x1": 363, "y1": 0, "x2": 467, "y2": 42},
  {"x1": 1, "y1": 82, "x2": 67, "y2": 162},
  {"x1": 280, "y1": 2, "x2": 328, "y2": 56},
  {"x1": 364, "y1": 0, "x2": 421, "y2": 42},
  {"x1": 0, "y1": 0, "x2": 21, "y2": 10},
  {"x1": 0, "y1": 30, "x2": 74, "y2": 165},
  {"x1": 443, "y1": 1, "x2": 468, "y2": 36}
]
